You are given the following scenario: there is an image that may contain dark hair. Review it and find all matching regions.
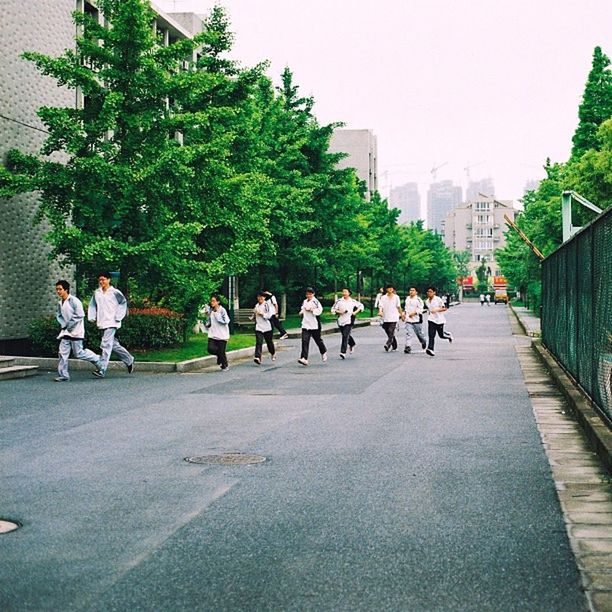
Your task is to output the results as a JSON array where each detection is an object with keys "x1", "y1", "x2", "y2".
[
  {"x1": 385, "y1": 284, "x2": 395, "y2": 290},
  {"x1": 341, "y1": 287, "x2": 352, "y2": 294},
  {"x1": 256, "y1": 291, "x2": 267, "y2": 298},
  {"x1": 305, "y1": 287, "x2": 315, "y2": 294},
  {"x1": 98, "y1": 272, "x2": 112, "y2": 280},
  {"x1": 55, "y1": 279, "x2": 70, "y2": 291},
  {"x1": 210, "y1": 294, "x2": 221, "y2": 303},
  {"x1": 409, "y1": 286, "x2": 417, "y2": 292},
  {"x1": 427, "y1": 286, "x2": 437, "y2": 293}
]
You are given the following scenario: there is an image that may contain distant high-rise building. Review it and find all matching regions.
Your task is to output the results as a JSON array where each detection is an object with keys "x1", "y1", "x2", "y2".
[
  {"x1": 427, "y1": 180, "x2": 462, "y2": 233},
  {"x1": 328, "y1": 129, "x2": 378, "y2": 200},
  {"x1": 390, "y1": 182, "x2": 421, "y2": 224},
  {"x1": 523, "y1": 179, "x2": 541, "y2": 193},
  {"x1": 466, "y1": 177, "x2": 495, "y2": 201}
]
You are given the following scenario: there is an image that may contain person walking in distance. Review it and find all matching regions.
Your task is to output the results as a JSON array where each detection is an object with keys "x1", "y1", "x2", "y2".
[
  {"x1": 263, "y1": 289, "x2": 289, "y2": 340},
  {"x1": 378, "y1": 284, "x2": 403, "y2": 352},
  {"x1": 425, "y1": 286, "x2": 453, "y2": 356},
  {"x1": 479, "y1": 293, "x2": 485, "y2": 307},
  {"x1": 205, "y1": 295, "x2": 230, "y2": 370},
  {"x1": 54, "y1": 280, "x2": 101, "y2": 381},
  {"x1": 331, "y1": 288, "x2": 364, "y2": 359},
  {"x1": 87, "y1": 272, "x2": 134, "y2": 378},
  {"x1": 485, "y1": 293, "x2": 491, "y2": 306},
  {"x1": 297, "y1": 287, "x2": 327, "y2": 366},
  {"x1": 403, "y1": 286, "x2": 427, "y2": 354},
  {"x1": 253, "y1": 292, "x2": 276, "y2": 365}
]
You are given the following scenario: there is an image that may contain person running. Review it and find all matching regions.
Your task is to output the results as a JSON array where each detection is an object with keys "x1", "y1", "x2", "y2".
[
  {"x1": 205, "y1": 295, "x2": 230, "y2": 370},
  {"x1": 378, "y1": 284, "x2": 403, "y2": 352},
  {"x1": 485, "y1": 293, "x2": 491, "y2": 306},
  {"x1": 479, "y1": 293, "x2": 485, "y2": 306},
  {"x1": 403, "y1": 286, "x2": 427, "y2": 354},
  {"x1": 253, "y1": 292, "x2": 276, "y2": 365},
  {"x1": 297, "y1": 287, "x2": 327, "y2": 366},
  {"x1": 87, "y1": 272, "x2": 134, "y2": 378},
  {"x1": 263, "y1": 289, "x2": 289, "y2": 339},
  {"x1": 54, "y1": 280, "x2": 101, "y2": 381},
  {"x1": 374, "y1": 287, "x2": 384, "y2": 311},
  {"x1": 425, "y1": 285, "x2": 453, "y2": 356},
  {"x1": 331, "y1": 288, "x2": 364, "y2": 359}
]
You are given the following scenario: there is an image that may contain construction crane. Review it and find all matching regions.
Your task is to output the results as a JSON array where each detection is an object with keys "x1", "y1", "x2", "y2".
[
  {"x1": 430, "y1": 161, "x2": 448, "y2": 181},
  {"x1": 463, "y1": 161, "x2": 484, "y2": 180}
]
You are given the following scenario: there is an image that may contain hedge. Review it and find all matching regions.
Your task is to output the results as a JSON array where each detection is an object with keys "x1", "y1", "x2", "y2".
[{"x1": 29, "y1": 308, "x2": 186, "y2": 357}]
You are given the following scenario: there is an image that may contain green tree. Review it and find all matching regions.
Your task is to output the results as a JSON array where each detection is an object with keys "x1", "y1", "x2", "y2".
[
  {"x1": 0, "y1": 1, "x2": 269, "y2": 315},
  {"x1": 571, "y1": 46, "x2": 612, "y2": 159}
]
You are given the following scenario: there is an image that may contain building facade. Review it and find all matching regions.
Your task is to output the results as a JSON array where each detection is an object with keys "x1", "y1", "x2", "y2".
[
  {"x1": 328, "y1": 129, "x2": 378, "y2": 201},
  {"x1": 0, "y1": 1, "x2": 201, "y2": 346},
  {"x1": 427, "y1": 180, "x2": 462, "y2": 233},
  {"x1": 389, "y1": 182, "x2": 421, "y2": 225},
  {"x1": 443, "y1": 195, "x2": 518, "y2": 277}
]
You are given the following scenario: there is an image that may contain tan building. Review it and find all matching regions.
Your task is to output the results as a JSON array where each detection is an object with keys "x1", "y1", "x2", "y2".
[
  {"x1": 443, "y1": 195, "x2": 518, "y2": 277},
  {"x1": 328, "y1": 129, "x2": 378, "y2": 200}
]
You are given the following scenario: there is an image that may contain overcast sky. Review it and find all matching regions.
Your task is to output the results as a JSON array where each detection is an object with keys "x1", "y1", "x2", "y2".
[{"x1": 157, "y1": 0, "x2": 611, "y2": 206}]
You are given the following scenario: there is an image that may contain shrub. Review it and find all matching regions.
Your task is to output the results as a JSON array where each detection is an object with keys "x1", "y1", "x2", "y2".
[{"x1": 29, "y1": 309, "x2": 186, "y2": 356}]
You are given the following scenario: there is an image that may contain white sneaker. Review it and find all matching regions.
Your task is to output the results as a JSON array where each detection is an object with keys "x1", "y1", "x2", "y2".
[
  {"x1": 339, "y1": 353, "x2": 346, "y2": 360},
  {"x1": 446, "y1": 332, "x2": 454, "y2": 343},
  {"x1": 280, "y1": 333, "x2": 289, "y2": 340},
  {"x1": 271, "y1": 355, "x2": 276, "y2": 361},
  {"x1": 349, "y1": 346, "x2": 354, "y2": 354},
  {"x1": 298, "y1": 357, "x2": 308, "y2": 366},
  {"x1": 254, "y1": 357, "x2": 261, "y2": 365},
  {"x1": 321, "y1": 353, "x2": 328, "y2": 362},
  {"x1": 425, "y1": 348, "x2": 435, "y2": 357}
]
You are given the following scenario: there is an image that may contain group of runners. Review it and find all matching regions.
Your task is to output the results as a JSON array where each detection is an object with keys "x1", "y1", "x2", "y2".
[
  {"x1": 205, "y1": 284, "x2": 454, "y2": 370},
  {"x1": 52, "y1": 275, "x2": 453, "y2": 380}
]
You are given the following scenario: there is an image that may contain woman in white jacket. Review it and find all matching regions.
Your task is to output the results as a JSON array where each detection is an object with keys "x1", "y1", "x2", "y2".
[{"x1": 206, "y1": 295, "x2": 230, "y2": 370}]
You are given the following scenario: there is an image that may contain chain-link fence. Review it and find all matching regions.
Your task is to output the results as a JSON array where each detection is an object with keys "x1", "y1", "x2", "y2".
[{"x1": 541, "y1": 206, "x2": 612, "y2": 421}]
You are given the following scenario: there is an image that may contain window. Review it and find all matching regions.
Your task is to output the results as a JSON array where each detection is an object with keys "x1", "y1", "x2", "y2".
[{"x1": 474, "y1": 201, "x2": 491, "y2": 211}]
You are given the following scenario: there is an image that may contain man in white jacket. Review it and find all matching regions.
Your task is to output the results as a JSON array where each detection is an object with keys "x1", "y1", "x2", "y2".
[
  {"x1": 54, "y1": 280, "x2": 101, "y2": 381},
  {"x1": 87, "y1": 272, "x2": 134, "y2": 378},
  {"x1": 331, "y1": 288, "x2": 364, "y2": 359},
  {"x1": 253, "y1": 292, "x2": 276, "y2": 365},
  {"x1": 404, "y1": 286, "x2": 427, "y2": 354},
  {"x1": 378, "y1": 284, "x2": 403, "y2": 352},
  {"x1": 425, "y1": 285, "x2": 454, "y2": 356},
  {"x1": 298, "y1": 287, "x2": 327, "y2": 366}
]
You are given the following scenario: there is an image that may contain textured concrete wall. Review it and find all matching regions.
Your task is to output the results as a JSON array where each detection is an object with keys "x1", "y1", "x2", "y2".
[{"x1": 0, "y1": 1, "x2": 75, "y2": 339}]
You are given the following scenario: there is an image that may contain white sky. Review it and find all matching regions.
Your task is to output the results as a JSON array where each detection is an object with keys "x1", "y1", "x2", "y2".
[{"x1": 157, "y1": 0, "x2": 612, "y2": 206}]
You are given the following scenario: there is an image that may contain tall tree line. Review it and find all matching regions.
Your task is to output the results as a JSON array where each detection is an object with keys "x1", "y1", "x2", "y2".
[
  {"x1": 496, "y1": 46, "x2": 612, "y2": 309},
  {"x1": 0, "y1": 0, "x2": 458, "y2": 317}
]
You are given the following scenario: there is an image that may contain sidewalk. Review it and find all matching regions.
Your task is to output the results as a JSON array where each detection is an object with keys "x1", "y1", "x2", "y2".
[
  {"x1": 510, "y1": 305, "x2": 612, "y2": 610},
  {"x1": 509, "y1": 303, "x2": 541, "y2": 336}
]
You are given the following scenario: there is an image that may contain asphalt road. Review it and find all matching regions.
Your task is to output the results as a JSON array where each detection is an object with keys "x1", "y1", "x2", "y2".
[{"x1": 0, "y1": 303, "x2": 586, "y2": 611}]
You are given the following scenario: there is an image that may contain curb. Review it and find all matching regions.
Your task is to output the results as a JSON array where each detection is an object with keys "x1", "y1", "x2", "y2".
[
  {"x1": 6, "y1": 320, "x2": 374, "y2": 375},
  {"x1": 531, "y1": 339, "x2": 612, "y2": 475},
  {"x1": 508, "y1": 303, "x2": 541, "y2": 337}
]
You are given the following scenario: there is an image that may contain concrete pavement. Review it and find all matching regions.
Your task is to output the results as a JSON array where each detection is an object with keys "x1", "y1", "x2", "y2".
[{"x1": 0, "y1": 303, "x2": 587, "y2": 611}]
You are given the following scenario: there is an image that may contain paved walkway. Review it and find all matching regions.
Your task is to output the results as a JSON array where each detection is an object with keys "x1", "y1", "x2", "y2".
[{"x1": 0, "y1": 304, "x2": 590, "y2": 610}]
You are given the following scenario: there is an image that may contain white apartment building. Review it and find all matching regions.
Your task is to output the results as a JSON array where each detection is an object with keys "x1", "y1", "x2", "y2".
[
  {"x1": 443, "y1": 195, "x2": 518, "y2": 276},
  {"x1": 0, "y1": 1, "x2": 202, "y2": 347},
  {"x1": 328, "y1": 129, "x2": 378, "y2": 201}
]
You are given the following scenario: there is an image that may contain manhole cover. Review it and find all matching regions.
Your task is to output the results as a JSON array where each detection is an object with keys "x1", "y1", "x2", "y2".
[
  {"x1": 184, "y1": 453, "x2": 267, "y2": 465},
  {"x1": 0, "y1": 519, "x2": 21, "y2": 534}
]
